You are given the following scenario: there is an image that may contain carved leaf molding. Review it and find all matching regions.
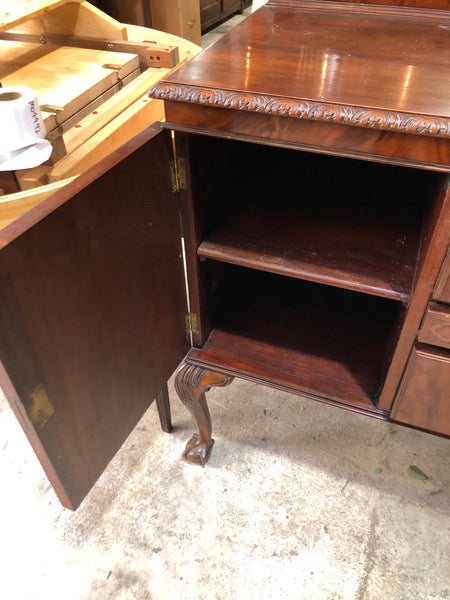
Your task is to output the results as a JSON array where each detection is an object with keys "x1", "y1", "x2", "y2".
[{"x1": 149, "y1": 83, "x2": 450, "y2": 139}]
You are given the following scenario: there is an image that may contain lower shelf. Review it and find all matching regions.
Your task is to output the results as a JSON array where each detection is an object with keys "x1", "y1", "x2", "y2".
[{"x1": 190, "y1": 268, "x2": 400, "y2": 414}]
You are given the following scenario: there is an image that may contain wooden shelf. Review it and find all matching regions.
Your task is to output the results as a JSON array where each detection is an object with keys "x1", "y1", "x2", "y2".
[
  {"x1": 197, "y1": 149, "x2": 438, "y2": 302},
  {"x1": 190, "y1": 269, "x2": 400, "y2": 412}
]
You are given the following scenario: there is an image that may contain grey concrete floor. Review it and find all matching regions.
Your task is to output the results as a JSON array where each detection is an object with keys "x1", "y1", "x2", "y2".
[{"x1": 1, "y1": 376, "x2": 449, "y2": 600}]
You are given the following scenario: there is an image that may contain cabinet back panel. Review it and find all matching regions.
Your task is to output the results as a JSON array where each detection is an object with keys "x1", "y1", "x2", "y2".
[
  {"x1": 185, "y1": 134, "x2": 442, "y2": 301},
  {"x1": 192, "y1": 263, "x2": 400, "y2": 409}
]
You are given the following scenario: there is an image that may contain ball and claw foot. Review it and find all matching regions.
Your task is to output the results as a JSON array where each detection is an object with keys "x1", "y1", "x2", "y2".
[{"x1": 182, "y1": 433, "x2": 215, "y2": 466}]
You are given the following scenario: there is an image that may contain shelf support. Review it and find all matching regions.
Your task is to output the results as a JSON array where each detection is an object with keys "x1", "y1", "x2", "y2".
[{"x1": 174, "y1": 362, "x2": 233, "y2": 466}]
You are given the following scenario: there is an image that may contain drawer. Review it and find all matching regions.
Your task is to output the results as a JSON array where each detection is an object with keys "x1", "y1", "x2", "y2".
[
  {"x1": 419, "y1": 303, "x2": 450, "y2": 350},
  {"x1": 392, "y1": 345, "x2": 450, "y2": 436},
  {"x1": 434, "y1": 247, "x2": 450, "y2": 304}
]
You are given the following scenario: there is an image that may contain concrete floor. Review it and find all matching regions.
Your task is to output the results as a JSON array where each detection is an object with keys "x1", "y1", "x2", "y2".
[
  {"x1": 201, "y1": 0, "x2": 266, "y2": 48},
  {"x1": 1, "y1": 376, "x2": 449, "y2": 600},
  {"x1": 1, "y1": 3, "x2": 450, "y2": 599}
]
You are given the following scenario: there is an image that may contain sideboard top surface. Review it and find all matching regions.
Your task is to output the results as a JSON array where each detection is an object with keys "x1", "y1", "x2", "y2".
[{"x1": 151, "y1": 2, "x2": 450, "y2": 139}]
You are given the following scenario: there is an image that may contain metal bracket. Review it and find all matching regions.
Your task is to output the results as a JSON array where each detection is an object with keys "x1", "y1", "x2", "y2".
[
  {"x1": 102, "y1": 63, "x2": 124, "y2": 90},
  {"x1": 40, "y1": 104, "x2": 64, "y2": 134}
]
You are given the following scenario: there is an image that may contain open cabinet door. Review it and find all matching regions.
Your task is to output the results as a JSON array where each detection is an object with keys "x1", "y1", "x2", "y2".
[{"x1": 0, "y1": 125, "x2": 188, "y2": 509}]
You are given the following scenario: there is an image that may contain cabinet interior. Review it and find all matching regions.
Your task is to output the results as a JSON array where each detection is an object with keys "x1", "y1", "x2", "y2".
[{"x1": 183, "y1": 133, "x2": 444, "y2": 411}]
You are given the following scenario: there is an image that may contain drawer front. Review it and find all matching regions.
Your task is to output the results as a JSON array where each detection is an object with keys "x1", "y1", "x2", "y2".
[
  {"x1": 392, "y1": 345, "x2": 450, "y2": 436},
  {"x1": 434, "y1": 247, "x2": 450, "y2": 304},
  {"x1": 419, "y1": 303, "x2": 450, "y2": 350}
]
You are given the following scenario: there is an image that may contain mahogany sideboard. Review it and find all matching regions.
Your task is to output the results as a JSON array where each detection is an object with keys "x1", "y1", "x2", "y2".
[{"x1": 1, "y1": 0, "x2": 449, "y2": 509}]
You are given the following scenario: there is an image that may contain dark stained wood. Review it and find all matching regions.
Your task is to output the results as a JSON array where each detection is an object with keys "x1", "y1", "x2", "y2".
[
  {"x1": 189, "y1": 268, "x2": 398, "y2": 413},
  {"x1": 0, "y1": 361, "x2": 73, "y2": 507},
  {"x1": 308, "y1": 0, "x2": 450, "y2": 9},
  {"x1": 173, "y1": 132, "x2": 212, "y2": 348},
  {"x1": 163, "y1": 104, "x2": 450, "y2": 173},
  {"x1": 378, "y1": 182, "x2": 450, "y2": 410},
  {"x1": 196, "y1": 144, "x2": 436, "y2": 302},
  {"x1": 3, "y1": 0, "x2": 450, "y2": 497},
  {"x1": 0, "y1": 125, "x2": 153, "y2": 247},
  {"x1": 392, "y1": 344, "x2": 450, "y2": 436},
  {"x1": 155, "y1": 384, "x2": 172, "y2": 433},
  {"x1": 419, "y1": 303, "x2": 450, "y2": 350},
  {"x1": 434, "y1": 246, "x2": 450, "y2": 303},
  {"x1": 174, "y1": 362, "x2": 233, "y2": 465},
  {"x1": 151, "y1": 3, "x2": 450, "y2": 137},
  {"x1": 0, "y1": 126, "x2": 188, "y2": 509},
  {"x1": 161, "y1": 0, "x2": 450, "y2": 458},
  {"x1": 270, "y1": 1, "x2": 450, "y2": 11}
]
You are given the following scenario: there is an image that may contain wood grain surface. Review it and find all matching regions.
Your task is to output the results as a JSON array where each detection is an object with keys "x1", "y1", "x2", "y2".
[
  {"x1": 392, "y1": 344, "x2": 450, "y2": 436},
  {"x1": 434, "y1": 247, "x2": 450, "y2": 302},
  {"x1": 0, "y1": 126, "x2": 188, "y2": 508},
  {"x1": 151, "y1": 3, "x2": 450, "y2": 137},
  {"x1": 188, "y1": 267, "x2": 396, "y2": 414},
  {"x1": 0, "y1": 0, "x2": 83, "y2": 33}
]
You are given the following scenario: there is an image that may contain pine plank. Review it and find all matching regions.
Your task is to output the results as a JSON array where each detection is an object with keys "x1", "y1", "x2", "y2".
[
  {"x1": 0, "y1": 0, "x2": 83, "y2": 33},
  {"x1": 1, "y1": 45, "x2": 139, "y2": 129}
]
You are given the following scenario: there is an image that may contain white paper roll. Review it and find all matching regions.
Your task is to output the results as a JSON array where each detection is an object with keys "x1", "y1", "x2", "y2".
[
  {"x1": 0, "y1": 86, "x2": 51, "y2": 170},
  {"x1": 0, "y1": 86, "x2": 47, "y2": 152}
]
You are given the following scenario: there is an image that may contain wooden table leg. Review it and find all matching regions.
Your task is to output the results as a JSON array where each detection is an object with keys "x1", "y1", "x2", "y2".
[
  {"x1": 175, "y1": 362, "x2": 234, "y2": 466},
  {"x1": 155, "y1": 383, "x2": 172, "y2": 433}
]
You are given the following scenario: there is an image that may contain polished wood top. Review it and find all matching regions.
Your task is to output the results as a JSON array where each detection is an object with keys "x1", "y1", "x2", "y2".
[
  {"x1": 309, "y1": 0, "x2": 450, "y2": 8},
  {"x1": 150, "y1": 1, "x2": 450, "y2": 138}
]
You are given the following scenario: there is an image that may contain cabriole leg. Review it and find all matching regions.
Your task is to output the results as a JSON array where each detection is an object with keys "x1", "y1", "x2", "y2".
[{"x1": 174, "y1": 362, "x2": 233, "y2": 466}]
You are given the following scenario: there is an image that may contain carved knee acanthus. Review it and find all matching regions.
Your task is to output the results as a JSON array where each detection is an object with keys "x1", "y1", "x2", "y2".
[{"x1": 174, "y1": 362, "x2": 233, "y2": 465}]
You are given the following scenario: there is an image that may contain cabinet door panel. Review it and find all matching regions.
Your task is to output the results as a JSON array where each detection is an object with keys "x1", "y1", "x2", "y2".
[
  {"x1": 392, "y1": 346, "x2": 450, "y2": 436},
  {"x1": 0, "y1": 126, "x2": 188, "y2": 509}
]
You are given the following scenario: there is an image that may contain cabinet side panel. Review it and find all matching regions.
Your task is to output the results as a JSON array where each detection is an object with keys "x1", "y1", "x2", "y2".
[
  {"x1": 0, "y1": 129, "x2": 187, "y2": 509},
  {"x1": 378, "y1": 183, "x2": 450, "y2": 411}
]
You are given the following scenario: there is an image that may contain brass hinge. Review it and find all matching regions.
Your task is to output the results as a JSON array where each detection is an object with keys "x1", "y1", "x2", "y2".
[
  {"x1": 170, "y1": 157, "x2": 187, "y2": 193},
  {"x1": 26, "y1": 384, "x2": 55, "y2": 429},
  {"x1": 185, "y1": 312, "x2": 198, "y2": 333}
]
